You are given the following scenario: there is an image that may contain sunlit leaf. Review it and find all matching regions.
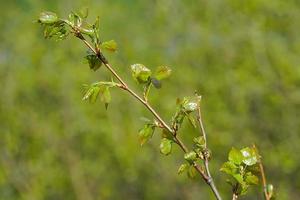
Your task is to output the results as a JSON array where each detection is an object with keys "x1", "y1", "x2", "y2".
[
  {"x1": 160, "y1": 138, "x2": 172, "y2": 155},
  {"x1": 241, "y1": 147, "x2": 258, "y2": 166},
  {"x1": 220, "y1": 161, "x2": 238, "y2": 175},
  {"x1": 130, "y1": 64, "x2": 152, "y2": 84},
  {"x1": 101, "y1": 40, "x2": 117, "y2": 52},
  {"x1": 184, "y1": 151, "x2": 197, "y2": 163},
  {"x1": 154, "y1": 66, "x2": 172, "y2": 80},
  {"x1": 228, "y1": 147, "x2": 244, "y2": 165},
  {"x1": 39, "y1": 11, "x2": 58, "y2": 24},
  {"x1": 100, "y1": 86, "x2": 111, "y2": 109}
]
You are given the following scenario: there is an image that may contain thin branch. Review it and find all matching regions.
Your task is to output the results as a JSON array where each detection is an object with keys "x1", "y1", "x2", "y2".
[
  {"x1": 196, "y1": 101, "x2": 222, "y2": 200},
  {"x1": 253, "y1": 145, "x2": 270, "y2": 200},
  {"x1": 78, "y1": 34, "x2": 221, "y2": 200}
]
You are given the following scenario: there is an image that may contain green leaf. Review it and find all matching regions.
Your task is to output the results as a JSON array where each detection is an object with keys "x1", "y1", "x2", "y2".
[
  {"x1": 193, "y1": 136, "x2": 205, "y2": 149},
  {"x1": 184, "y1": 151, "x2": 197, "y2": 163},
  {"x1": 245, "y1": 172, "x2": 259, "y2": 185},
  {"x1": 228, "y1": 147, "x2": 244, "y2": 165},
  {"x1": 178, "y1": 163, "x2": 188, "y2": 174},
  {"x1": 85, "y1": 54, "x2": 102, "y2": 71},
  {"x1": 241, "y1": 147, "x2": 258, "y2": 166},
  {"x1": 82, "y1": 86, "x2": 100, "y2": 103},
  {"x1": 43, "y1": 21, "x2": 68, "y2": 41},
  {"x1": 233, "y1": 173, "x2": 244, "y2": 185},
  {"x1": 154, "y1": 66, "x2": 172, "y2": 80},
  {"x1": 220, "y1": 161, "x2": 238, "y2": 175},
  {"x1": 160, "y1": 138, "x2": 172, "y2": 155},
  {"x1": 130, "y1": 64, "x2": 152, "y2": 84},
  {"x1": 101, "y1": 40, "x2": 117, "y2": 52},
  {"x1": 39, "y1": 11, "x2": 58, "y2": 24},
  {"x1": 187, "y1": 165, "x2": 197, "y2": 179},
  {"x1": 138, "y1": 124, "x2": 155, "y2": 146},
  {"x1": 100, "y1": 86, "x2": 111, "y2": 109}
]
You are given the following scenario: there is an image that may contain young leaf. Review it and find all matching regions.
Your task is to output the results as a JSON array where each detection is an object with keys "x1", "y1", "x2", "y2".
[
  {"x1": 228, "y1": 147, "x2": 244, "y2": 165},
  {"x1": 187, "y1": 165, "x2": 197, "y2": 179},
  {"x1": 184, "y1": 151, "x2": 197, "y2": 163},
  {"x1": 220, "y1": 161, "x2": 238, "y2": 176},
  {"x1": 101, "y1": 40, "x2": 117, "y2": 52},
  {"x1": 130, "y1": 64, "x2": 152, "y2": 84},
  {"x1": 39, "y1": 11, "x2": 58, "y2": 24},
  {"x1": 245, "y1": 172, "x2": 259, "y2": 185},
  {"x1": 138, "y1": 124, "x2": 155, "y2": 146},
  {"x1": 193, "y1": 136, "x2": 205, "y2": 149},
  {"x1": 82, "y1": 85, "x2": 100, "y2": 103},
  {"x1": 85, "y1": 54, "x2": 102, "y2": 71},
  {"x1": 100, "y1": 86, "x2": 111, "y2": 109},
  {"x1": 154, "y1": 66, "x2": 172, "y2": 80},
  {"x1": 160, "y1": 138, "x2": 172, "y2": 155},
  {"x1": 43, "y1": 21, "x2": 68, "y2": 41},
  {"x1": 178, "y1": 163, "x2": 188, "y2": 174},
  {"x1": 241, "y1": 147, "x2": 258, "y2": 166}
]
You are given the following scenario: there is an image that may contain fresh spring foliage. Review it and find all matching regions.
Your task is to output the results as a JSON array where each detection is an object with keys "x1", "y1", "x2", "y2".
[{"x1": 37, "y1": 9, "x2": 275, "y2": 200}]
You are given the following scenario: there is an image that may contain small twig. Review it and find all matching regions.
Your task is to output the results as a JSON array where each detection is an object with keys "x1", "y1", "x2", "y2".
[
  {"x1": 196, "y1": 99, "x2": 222, "y2": 200},
  {"x1": 253, "y1": 145, "x2": 271, "y2": 200}
]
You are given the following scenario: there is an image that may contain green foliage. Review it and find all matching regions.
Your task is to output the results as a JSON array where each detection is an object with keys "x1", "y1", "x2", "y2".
[
  {"x1": 130, "y1": 64, "x2": 152, "y2": 84},
  {"x1": 220, "y1": 146, "x2": 260, "y2": 196},
  {"x1": 138, "y1": 124, "x2": 155, "y2": 146},
  {"x1": 82, "y1": 82, "x2": 117, "y2": 108},
  {"x1": 159, "y1": 138, "x2": 172, "y2": 155},
  {"x1": 85, "y1": 54, "x2": 102, "y2": 71},
  {"x1": 101, "y1": 40, "x2": 118, "y2": 52}
]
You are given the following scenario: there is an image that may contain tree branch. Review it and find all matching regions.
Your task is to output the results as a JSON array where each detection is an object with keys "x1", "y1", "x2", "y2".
[{"x1": 78, "y1": 34, "x2": 222, "y2": 200}]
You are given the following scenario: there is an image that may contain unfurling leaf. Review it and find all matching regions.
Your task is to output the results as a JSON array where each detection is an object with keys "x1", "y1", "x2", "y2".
[
  {"x1": 82, "y1": 85, "x2": 100, "y2": 103},
  {"x1": 228, "y1": 147, "x2": 244, "y2": 165},
  {"x1": 154, "y1": 66, "x2": 172, "y2": 80},
  {"x1": 85, "y1": 54, "x2": 102, "y2": 71},
  {"x1": 187, "y1": 165, "x2": 197, "y2": 179},
  {"x1": 138, "y1": 124, "x2": 155, "y2": 146},
  {"x1": 178, "y1": 163, "x2": 188, "y2": 174},
  {"x1": 160, "y1": 138, "x2": 172, "y2": 155},
  {"x1": 130, "y1": 64, "x2": 152, "y2": 84},
  {"x1": 241, "y1": 147, "x2": 258, "y2": 166},
  {"x1": 101, "y1": 40, "x2": 117, "y2": 52},
  {"x1": 101, "y1": 86, "x2": 111, "y2": 109},
  {"x1": 39, "y1": 11, "x2": 58, "y2": 24},
  {"x1": 193, "y1": 136, "x2": 205, "y2": 149},
  {"x1": 184, "y1": 151, "x2": 197, "y2": 163}
]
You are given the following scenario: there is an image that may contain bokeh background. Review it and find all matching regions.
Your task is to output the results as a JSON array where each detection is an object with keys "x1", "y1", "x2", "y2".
[{"x1": 1, "y1": 0, "x2": 300, "y2": 199}]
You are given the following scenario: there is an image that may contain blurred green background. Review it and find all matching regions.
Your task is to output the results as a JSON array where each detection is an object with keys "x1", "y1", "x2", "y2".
[{"x1": 1, "y1": 0, "x2": 300, "y2": 199}]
